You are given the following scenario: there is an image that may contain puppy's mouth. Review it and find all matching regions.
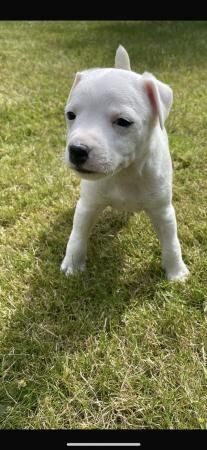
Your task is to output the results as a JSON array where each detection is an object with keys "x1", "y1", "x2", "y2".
[
  {"x1": 75, "y1": 167, "x2": 96, "y2": 174},
  {"x1": 72, "y1": 166, "x2": 107, "y2": 180}
]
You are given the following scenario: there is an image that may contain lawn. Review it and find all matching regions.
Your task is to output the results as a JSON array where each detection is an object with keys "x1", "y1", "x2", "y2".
[{"x1": 0, "y1": 21, "x2": 207, "y2": 429}]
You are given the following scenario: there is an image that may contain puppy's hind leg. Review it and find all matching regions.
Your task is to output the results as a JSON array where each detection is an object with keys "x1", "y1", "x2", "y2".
[
  {"x1": 61, "y1": 199, "x2": 103, "y2": 276},
  {"x1": 146, "y1": 204, "x2": 189, "y2": 281}
]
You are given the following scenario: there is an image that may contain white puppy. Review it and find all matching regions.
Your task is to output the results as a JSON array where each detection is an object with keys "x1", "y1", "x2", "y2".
[{"x1": 61, "y1": 45, "x2": 189, "y2": 281}]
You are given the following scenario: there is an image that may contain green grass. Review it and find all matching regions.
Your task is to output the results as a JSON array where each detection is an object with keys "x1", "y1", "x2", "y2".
[{"x1": 0, "y1": 21, "x2": 207, "y2": 429}]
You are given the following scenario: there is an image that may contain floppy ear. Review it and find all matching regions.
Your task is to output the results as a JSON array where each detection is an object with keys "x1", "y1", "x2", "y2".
[
  {"x1": 142, "y1": 72, "x2": 173, "y2": 129},
  {"x1": 67, "y1": 72, "x2": 82, "y2": 103},
  {"x1": 115, "y1": 45, "x2": 131, "y2": 70}
]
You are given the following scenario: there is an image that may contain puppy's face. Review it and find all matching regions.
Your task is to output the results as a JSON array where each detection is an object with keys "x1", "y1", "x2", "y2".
[{"x1": 64, "y1": 68, "x2": 172, "y2": 180}]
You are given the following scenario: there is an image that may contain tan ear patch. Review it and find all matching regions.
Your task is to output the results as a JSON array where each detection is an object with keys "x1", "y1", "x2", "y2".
[{"x1": 142, "y1": 72, "x2": 173, "y2": 129}]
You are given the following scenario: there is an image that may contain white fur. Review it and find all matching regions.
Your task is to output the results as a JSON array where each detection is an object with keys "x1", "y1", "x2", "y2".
[
  {"x1": 61, "y1": 46, "x2": 189, "y2": 281},
  {"x1": 115, "y1": 45, "x2": 131, "y2": 70}
]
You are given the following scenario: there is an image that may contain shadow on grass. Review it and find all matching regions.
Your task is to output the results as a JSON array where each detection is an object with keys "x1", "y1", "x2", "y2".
[
  {"x1": 1, "y1": 206, "x2": 163, "y2": 424},
  {"x1": 28, "y1": 206, "x2": 162, "y2": 347}
]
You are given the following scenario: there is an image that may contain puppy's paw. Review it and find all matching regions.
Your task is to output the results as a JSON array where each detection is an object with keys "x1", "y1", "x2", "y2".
[
  {"x1": 60, "y1": 256, "x2": 86, "y2": 277},
  {"x1": 166, "y1": 263, "x2": 190, "y2": 282}
]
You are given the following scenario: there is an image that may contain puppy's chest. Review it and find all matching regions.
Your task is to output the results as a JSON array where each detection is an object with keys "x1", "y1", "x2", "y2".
[{"x1": 107, "y1": 181, "x2": 153, "y2": 211}]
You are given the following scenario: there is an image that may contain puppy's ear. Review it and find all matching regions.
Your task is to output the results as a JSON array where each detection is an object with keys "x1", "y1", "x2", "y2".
[
  {"x1": 142, "y1": 72, "x2": 173, "y2": 129},
  {"x1": 67, "y1": 72, "x2": 82, "y2": 103},
  {"x1": 115, "y1": 45, "x2": 131, "y2": 70}
]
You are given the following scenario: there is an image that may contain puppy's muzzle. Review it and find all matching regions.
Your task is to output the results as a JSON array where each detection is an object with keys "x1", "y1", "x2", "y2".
[{"x1": 69, "y1": 144, "x2": 89, "y2": 166}]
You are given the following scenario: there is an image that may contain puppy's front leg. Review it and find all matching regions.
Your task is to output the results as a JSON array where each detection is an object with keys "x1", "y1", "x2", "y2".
[
  {"x1": 146, "y1": 204, "x2": 189, "y2": 281},
  {"x1": 61, "y1": 199, "x2": 103, "y2": 276}
]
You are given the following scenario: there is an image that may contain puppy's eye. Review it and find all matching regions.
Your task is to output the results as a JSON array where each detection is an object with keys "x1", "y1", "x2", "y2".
[
  {"x1": 114, "y1": 118, "x2": 133, "y2": 127},
  {"x1": 67, "y1": 111, "x2": 76, "y2": 120}
]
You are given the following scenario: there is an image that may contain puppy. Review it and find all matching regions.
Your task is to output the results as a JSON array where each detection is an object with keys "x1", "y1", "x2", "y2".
[{"x1": 61, "y1": 45, "x2": 189, "y2": 281}]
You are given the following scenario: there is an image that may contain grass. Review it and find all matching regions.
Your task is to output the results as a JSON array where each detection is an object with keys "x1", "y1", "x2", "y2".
[{"x1": 0, "y1": 20, "x2": 207, "y2": 429}]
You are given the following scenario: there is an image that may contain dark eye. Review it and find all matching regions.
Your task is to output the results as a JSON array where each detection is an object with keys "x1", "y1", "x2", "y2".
[
  {"x1": 114, "y1": 118, "x2": 133, "y2": 127},
  {"x1": 67, "y1": 111, "x2": 76, "y2": 120}
]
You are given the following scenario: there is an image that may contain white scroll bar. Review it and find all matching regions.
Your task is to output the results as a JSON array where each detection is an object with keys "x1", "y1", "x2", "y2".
[{"x1": 67, "y1": 444, "x2": 141, "y2": 447}]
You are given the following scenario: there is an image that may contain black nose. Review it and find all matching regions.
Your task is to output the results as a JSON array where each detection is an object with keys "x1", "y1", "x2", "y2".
[{"x1": 69, "y1": 144, "x2": 89, "y2": 166}]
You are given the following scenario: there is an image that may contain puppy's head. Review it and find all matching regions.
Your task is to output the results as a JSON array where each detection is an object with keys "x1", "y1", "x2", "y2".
[{"x1": 64, "y1": 46, "x2": 173, "y2": 180}]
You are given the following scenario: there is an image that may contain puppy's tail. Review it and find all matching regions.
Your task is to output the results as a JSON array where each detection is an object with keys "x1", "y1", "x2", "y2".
[{"x1": 115, "y1": 45, "x2": 131, "y2": 70}]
